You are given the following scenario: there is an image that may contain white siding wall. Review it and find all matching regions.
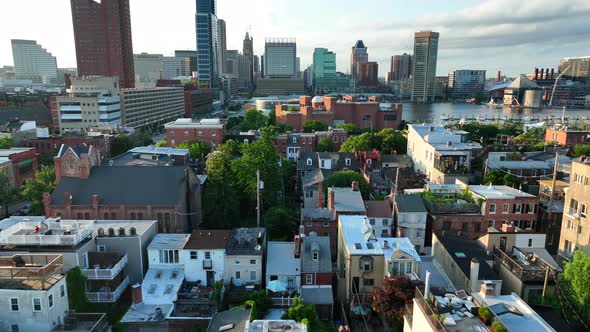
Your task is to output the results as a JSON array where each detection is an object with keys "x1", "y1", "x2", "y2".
[
  {"x1": 181, "y1": 249, "x2": 225, "y2": 286},
  {"x1": 224, "y1": 255, "x2": 263, "y2": 285}
]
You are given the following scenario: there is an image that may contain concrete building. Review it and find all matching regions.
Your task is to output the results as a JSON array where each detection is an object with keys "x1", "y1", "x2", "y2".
[
  {"x1": 0, "y1": 253, "x2": 69, "y2": 332},
  {"x1": 0, "y1": 147, "x2": 38, "y2": 186},
  {"x1": 412, "y1": 31, "x2": 439, "y2": 102},
  {"x1": 162, "y1": 56, "x2": 191, "y2": 79},
  {"x1": 337, "y1": 215, "x2": 420, "y2": 314},
  {"x1": 264, "y1": 38, "x2": 297, "y2": 79},
  {"x1": 390, "y1": 53, "x2": 412, "y2": 82},
  {"x1": 164, "y1": 118, "x2": 225, "y2": 148},
  {"x1": 255, "y1": 78, "x2": 305, "y2": 95},
  {"x1": 71, "y1": 0, "x2": 135, "y2": 88},
  {"x1": 175, "y1": 50, "x2": 198, "y2": 75},
  {"x1": 350, "y1": 40, "x2": 368, "y2": 81},
  {"x1": 357, "y1": 62, "x2": 378, "y2": 86},
  {"x1": 224, "y1": 228, "x2": 266, "y2": 286},
  {"x1": 56, "y1": 76, "x2": 121, "y2": 133},
  {"x1": 393, "y1": 194, "x2": 428, "y2": 253},
  {"x1": 448, "y1": 70, "x2": 486, "y2": 98},
  {"x1": 195, "y1": 0, "x2": 219, "y2": 86},
  {"x1": 407, "y1": 124, "x2": 481, "y2": 184},
  {"x1": 275, "y1": 95, "x2": 402, "y2": 132},
  {"x1": 559, "y1": 157, "x2": 590, "y2": 259},
  {"x1": 311, "y1": 48, "x2": 349, "y2": 93},
  {"x1": 503, "y1": 75, "x2": 542, "y2": 107},
  {"x1": 121, "y1": 87, "x2": 185, "y2": 129},
  {"x1": 109, "y1": 146, "x2": 190, "y2": 167},
  {"x1": 217, "y1": 19, "x2": 227, "y2": 77},
  {"x1": 182, "y1": 230, "x2": 230, "y2": 286},
  {"x1": 11, "y1": 39, "x2": 58, "y2": 84},
  {"x1": 133, "y1": 53, "x2": 163, "y2": 87},
  {"x1": 243, "y1": 33, "x2": 254, "y2": 84}
]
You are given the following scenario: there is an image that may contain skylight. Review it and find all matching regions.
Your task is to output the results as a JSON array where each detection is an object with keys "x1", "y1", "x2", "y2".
[{"x1": 454, "y1": 252, "x2": 466, "y2": 258}]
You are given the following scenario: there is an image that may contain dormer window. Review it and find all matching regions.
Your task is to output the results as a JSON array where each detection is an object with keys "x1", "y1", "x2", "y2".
[
  {"x1": 312, "y1": 252, "x2": 319, "y2": 261},
  {"x1": 367, "y1": 159, "x2": 372, "y2": 165},
  {"x1": 345, "y1": 158, "x2": 351, "y2": 166},
  {"x1": 292, "y1": 137, "x2": 297, "y2": 143},
  {"x1": 307, "y1": 158, "x2": 312, "y2": 166}
]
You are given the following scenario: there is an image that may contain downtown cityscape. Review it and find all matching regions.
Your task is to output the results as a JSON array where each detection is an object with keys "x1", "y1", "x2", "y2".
[{"x1": 1, "y1": 0, "x2": 590, "y2": 332}]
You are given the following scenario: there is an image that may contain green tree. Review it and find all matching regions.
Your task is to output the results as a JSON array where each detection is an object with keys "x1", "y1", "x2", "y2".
[
  {"x1": 263, "y1": 206, "x2": 298, "y2": 240},
  {"x1": 155, "y1": 139, "x2": 167, "y2": 147},
  {"x1": 482, "y1": 168, "x2": 526, "y2": 191},
  {"x1": 316, "y1": 137, "x2": 336, "y2": 152},
  {"x1": 218, "y1": 139, "x2": 242, "y2": 156},
  {"x1": 268, "y1": 109, "x2": 276, "y2": 126},
  {"x1": 66, "y1": 267, "x2": 89, "y2": 310},
  {"x1": 324, "y1": 171, "x2": 370, "y2": 199},
  {"x1": 335, "y1": 123, "x2": 362, "y2": 132},
  {"x1": 281, "y1": 297, "x2": 317, "y2": 322},
  {"x1": 302, "y1": 120, "x2": 328, "y2": 133},
  {"x1": 339, "y1": 132, "x2": 375, "y2": 152},
  {"x1": 0, "y1": 173, "x2": 19, "y2": 217},
  {"x1": 563, "y1": 250, "x2": 590, "y2": 323},
  {"x1": 226, "y1": 116, "x2": 244, "y2": 130},
  {"x1": 377, "y1": 128, "x2": 407, "y2": 154},
  {"x1": 572, "y1": 144, "x2": 590, "y2": 158},
  {"x1": 203, "y1": 150, "x2": 240, "y2": 228},
  {"x1": 21, "y1": 166, "x2": 56, "y2": 215},
  {"x1": 457, "y1": 122, "x2": 499, "y2": 144},
  {"x1": 242, "y1": 290, "x2": 272, "y2": 320},
  {"x1": 178, "y1": 140, "x2": 211, "y2": 160},
  {"x1": 513, "y1": 127, "x2": 545, "y2": 145},
  {"x1": 0, "y1": 136, "x2": 15, "y2": 149},
  {"x1": 232, "y1": 128, "x2": 282, "y2": 208},
  {"x1": 38, "y1": 153, "x2": 55, "y2": 167},
  {"x1": 111, "y1": 134, "x2": 134, "y2": 157},
  {"x1": 238, "y1": 109, "x2": 269, "y2": 131}
]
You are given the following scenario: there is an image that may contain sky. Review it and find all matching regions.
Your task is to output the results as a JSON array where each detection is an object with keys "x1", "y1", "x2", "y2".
[{"x1": 1, "y1": 0, "x2": 590, "y2": 77}]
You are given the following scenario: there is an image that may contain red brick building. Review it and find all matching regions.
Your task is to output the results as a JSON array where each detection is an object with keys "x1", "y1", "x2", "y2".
[
  {"x1": 156, "y1": 80, "x2": 214, "y2": 118},
  {"x1": 164, "y1": 118, "x2": 225, "y2": 148},
  {"x1": 468, "y1": 185, "x2": 539, "y2": 230},
  {"x1": 21, "y1": 134, "x2": 111, "y2": 157},
  {"x1": 0, "y1": 147, "x2": 38, "y2": 186},
  {"x1": 45, "y1": 144, "x2": 201, "y2": 233},
  {"x1": 545, "y1": 128, "x2": 589, "y2": 148},
  {"x1": 357, "y1": 62, "x2": 378, "y2": 86},
  {"x1": 424, "y1": 198, "x2": 486, "y2": 240},
  {"x1": 275, "y1": 95, "x2": 402, "y2": 131},
  {"x1": 275, "y1": 129, "x2": 348, "y2": 159}
]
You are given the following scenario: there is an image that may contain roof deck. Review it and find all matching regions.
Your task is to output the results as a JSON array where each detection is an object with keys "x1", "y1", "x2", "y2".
[
  {"x1": 0, "y1": 253, "x2": 64, "y2": 290},
  {"x1": 493, "y1": 247, "x2": 560, "y2": 282},
  {"x1": 0, "y1": 218, "x2": 93, "y2": 246}
]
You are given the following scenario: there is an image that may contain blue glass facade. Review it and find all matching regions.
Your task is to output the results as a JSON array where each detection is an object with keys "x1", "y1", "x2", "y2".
[{"x1": 195, "y1": 0, "x2": 218, "y2": 86}]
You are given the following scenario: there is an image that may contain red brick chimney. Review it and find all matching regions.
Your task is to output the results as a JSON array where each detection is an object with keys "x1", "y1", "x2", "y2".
[
  {"x1": 317, "y1": 182, "x2": 324, "y2": 208},
  {"x1": 80, "y1": 156, "x2": 90, "y2": 179},
  {"x1": 294, "y1": 235, "x2": 301, "y2": 258},
  {"x1": 53, "y1": 156, "x2": 62, "y2": 184},
  {"x1": 328, "y1": 188, "x2": 335, "y2": 210},
  {"x1": 64, "y1": 192, "x2": 72, "y2": 206},
  {"x1": 131, "y1": 284, "x2": 143, "y2": 304},
  {"x1": 351, "y1": 180, "x2": 359, "y2": 191},
  {"x1": 92, "y1": 195, "x2": 100, "y2": 208},
  {"x1": 43, "y1": 192, "x2": 52, "y2": 218},
  {"x1": 501, "y1": 223, "x2": 515, "y2": 233}
]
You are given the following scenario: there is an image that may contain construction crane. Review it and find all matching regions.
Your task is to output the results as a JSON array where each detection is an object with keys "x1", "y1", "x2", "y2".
[{"x1": 549, "y1": 64, "x2": 571, "y2": 107}]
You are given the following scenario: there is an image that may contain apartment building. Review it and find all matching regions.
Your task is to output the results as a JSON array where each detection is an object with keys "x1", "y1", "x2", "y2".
[
  {"x1": 468, "y1": 185, "x2": 539, "y2": 230},
  {"x1": 559, "y1": 157, "x2": 590, "y2": 259},
  {"x1": 393, "y1": 194, "x2": 428, "y2": 253},
  {"x1": 121, "y1": 87, "x2": 185, "y2": 129},
  {"x1": 165, "y1": 118, "x2": 226, "y2": 148}
]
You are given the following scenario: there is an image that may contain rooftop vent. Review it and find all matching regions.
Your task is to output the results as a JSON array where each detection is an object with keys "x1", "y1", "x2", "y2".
[
  {"x1": 130, "y1": 227, "x2": 137, "y2": 236},
  {"x1": 118, "y1": 227, "x2": 125, "y2": 236},
  {"x1": 97, "y1": 228, "x2": 105, "y2": 237},
  {"x1": 108, "y1": 228, "x2": 115, "y2": 236}
]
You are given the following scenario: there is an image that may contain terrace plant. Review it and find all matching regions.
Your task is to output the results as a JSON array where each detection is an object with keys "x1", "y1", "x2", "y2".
[
  {"x1": 478, "y1": 306, "x2": 494, "y2": 325},
  {"x1": 491, "y1": 320, "x2": 508, "y2": 332}
]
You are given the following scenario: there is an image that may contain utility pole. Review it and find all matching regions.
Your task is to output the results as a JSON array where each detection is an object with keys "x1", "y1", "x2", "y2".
[
  {"x1": 547, "y1": 153, "x2": 559, "y2": 223},
  {"x1": 542, "y1": 265, "x2": 550, "y2": 303},
  {"x1": 256, "y1": 170, "x2": 261, "y2": 227}
]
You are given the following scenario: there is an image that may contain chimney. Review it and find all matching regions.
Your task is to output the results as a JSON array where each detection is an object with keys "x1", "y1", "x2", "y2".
[
  {"x1": 540, "y1": 68, "x2": 544, "y2": 80},
  {"x1": 424, "y1": 270, "x2": 431, "y2": 300},
  {"x1": 351, "y1": 180, "x2": 359, "y2": 191},
  {"x1": 294, "y1": 235, "x2": 301, "y2": 258},
  {"x1": 42, "y1": 192, "x2": 52, "y2": 218},
  {"x1": 53, "y1": 156, "x2": 62, "y2": 184},
  {"x1": 317, "y1": 181, "x2": 324, "y2": 208},
  {"x1": 545, "y1": 68, "x2": 550, "y2": 79},
  {"x1": 469, "y1": 258, "x2": 480, "y2": 293},
  {"x1": 328, "y1": 188, "x2": 335, "y2": 210},
  {"x1": 534, "y1": 68, "x2": 538, "y2": 80},
  {"x1": 496, "y1": 70, "x2": 501, "y2": 81},
  {"x1": 550, "y1": 68, "x2": 555, "y2": 79},
  {"x1": 501, "y1": 222, "x2": 515, "y2": 233},
  {"x1": 64, "y1": 192, "x2": 72, "y2": 206},
  {"x1": 480, "y1": 280, "x2": 495, "y2": 298},
  {"x1": 131, "y1": 283, "x2": 143, "y2": 305},
  {"x1": 92, "y1": 195, "x2": 100, "y2": 208}
]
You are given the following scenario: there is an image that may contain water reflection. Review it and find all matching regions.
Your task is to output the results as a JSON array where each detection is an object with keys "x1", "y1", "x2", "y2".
[{"x1": 402, "y1": 103, "x2": 590, "y2": 124}]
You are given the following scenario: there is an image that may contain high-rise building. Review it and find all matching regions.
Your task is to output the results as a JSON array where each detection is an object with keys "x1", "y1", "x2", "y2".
[
  {"x1": 412, "y1": 31, "x2": 439, "y2": 102},
  {"x1": 195, "y1": 0, "x2": 219, "y2": 86},
  {"x1": 70, "y1": 0, "x2": 135, "y2": 88},
  {"x1": 448, "y1": 70, "x2": 486, "y2": 98},
  {"x1": 11, "y1": 39, "x2": 58, "y2": 84},
  {"x1": 237, "y1": 54, "x2": 252, "y2": 89},
  {"x1": 264, "y1": 38, "x2": 297, "y2": 79},
  {"x1": 133, "y1": 53, "x2": 163, "y2": 87},
  {"x1": 559, "y1": 56, "x2": 590, "y2": 82},
  {"x1": 225, "y1": 50, "x2": 239, "y2": 77},
  {"x1": 390, "y1": 53, "x2": 412, "y2": 81},
  {"x1": 312, "y1": 48, "x2": 348, "y2": 92},
  {"x1": 175, "y1": 50, "x2": 198, "y2": 76},
  {"x1": 350, "y1": 40, "x2": 368, "y2": 79},
  {"x1": 559, "y1": 158, "x2": 590, "y2": 259},
  {"x1": 243, "y1": 32, "x2": 254, "y2": 83},
  {"x1": 217, "y1": 19, "x2": 227, "y2": 75},
  {"x1": 253, "y1": 55, "x2": 260, "y2": 78},
  {"x1": 358, "y1": 62, "x2": 378, "y2": 86},
  {"x1": 163, "y1": 57, "x2": 191, "y2": 79}
]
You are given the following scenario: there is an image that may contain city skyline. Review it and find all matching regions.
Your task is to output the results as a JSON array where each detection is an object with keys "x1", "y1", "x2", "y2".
[{"x1": 1, "y1": 0, "x2": 589, "y2": 77}]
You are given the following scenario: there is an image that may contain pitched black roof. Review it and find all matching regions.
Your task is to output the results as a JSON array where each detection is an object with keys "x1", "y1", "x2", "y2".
[
  {"x1": 225, "y1": 228, "x2": 265, "y2": 256},
  {"x1": 435, "y1": 231, "x2": 499, "y2": 281},
  {"x1": 354, "y1": 40, "x2": 366, "y2": 49},
  {"x1": 58, "y1": 144, "x2": 90, "y2": 158},
  {"x1": 51, "y1": 166, "x2": 187, "y2": 206},
  {"x1": 395, "y1": 194, "x2": 427, "y2": 213}
]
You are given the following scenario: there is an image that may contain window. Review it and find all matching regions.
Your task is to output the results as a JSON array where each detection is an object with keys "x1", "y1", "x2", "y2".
[
  {"x1": 48, "y1": 294, "x2": 54, "y2": 308},
  {"x1": 322, "y1": 222, "x2": 329, "y2": 227},
  {"x1": 488, "y1": 220, "x2": 495, "y2": 228},
  {"x1": 383, "y1": 219, "x2": 389, "y2": 226},
  {"x1": 33, "y1": 298, "x2": 41, "y2": 311},
  {"x1": 10, "y1": 298, "x2": 18, "y2": 311},
  {"x1": 582, "y1": 204, "x2": 587, "y2": 218},
  {"x1": 363, "y1": 278, "x2": 374, "y2": 286},
  {"x1": 527, "y1": 203, "x2": 536, "y2": 214},
  {"x1": 306, "y1": 158, "x2": 312, "y2": 166},
  {"x1": 489, "y1": 203, "x2": 496, "y2": 214},
  {"x1": 60, "y1": 285, "x2": 65, "y2": 297},
  {"x1": 578, "y1": 225, "x2": 583, "y2": 234},
  {"x1": 475, "y1": 223, "x2": 481, "y2": 232},
  {"x1": 184, "y1": 131, "x2": 189, "y2": 137},
  {"x1": 320, "y1": 160, "x2": 325, "y2": 168},
  {"x1": 570, "y1": 199, "x2": 579, "y2": 214},
  {"x1": 564, "y1": 240, "x2": 574, "y2": 253},
  {"x1": 97, "y1": 245, "x2": 106, "y2": 252},
  {"x1": 462, "y1": 223, "x2": 469, "y2": 232},
  {"x1": 312, "y1": 252, "x2": 319, "y2": 261},
  {"x1": 235, "y1": 260, "x2": 241, "y2": 264},
  {"x1": 528, "y1": 239, "x2": 533, "y2": 247},
  {"x1": 190, "y1": 251, "x2": 198, "y2": 260},
  {"x1": 250, "y1": 271, "x2": 256, "y2": 281},
  {"x1": 159, "y1": 250, "x2": 179, "y2": 264},
  {"x1": 369, "y1": 218, "x2": 375, "y2": 226},
  {"x1": 514, "y1": 204, "x2": 522, "y2": 214},
  {"x1": 11, "y1": 325, "x2": 18, "y2": 332},
  {"x1": 292, "y1": 137, "x2": 297, "y2": 143},
  {"x1": 235, "y1": 271, "x2": 241, "y2": 279},
  {"x1": 306, "y1": 274, "x2": 313, "y2": 284},
  {"x1": 345, "y1": 158, "x2": 351, "y2": 166},
  {"x1": 250, "y1": 259, "x2": 256, "y2": 264},
  {"x1": 205, "y1": 252, "x2": 211, "y2": 259}
]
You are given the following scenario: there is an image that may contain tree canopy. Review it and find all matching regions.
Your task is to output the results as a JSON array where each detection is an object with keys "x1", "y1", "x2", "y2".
[
  {"x1": 263, "y1": 206, "x2": 298, "y2": 240},
  {"x1": 315, "y1": 137, "x2": 336, "y2": 152},
  {"x1": 0, "y1": 173, "x2": 19, "y2": 217},
  {"x1": 324, "y1": 171, "x2": 370, "y2": 199},
  {"x1": 302, "y1": 120, "x2": 328, "y2": 133},
  {"x1": 571, "y1": 144, "x2": 590, "y2": 158},
  {"x1": 177, "y1": 140, "x2": 211, "y2": 160},
  {"x1": 563, "y1": 250, "x2": 590, "y2": 325},
  {"x1": 0, "y1": 136, "x2": 15, "y2": 149},
  {"x1": 238, "y1": 109, "x2": 269, "y2": 131},
  {"x1": 482, "y1": 168, "x2": 526, "y2": 191},
  {"x1": 370, "y1": 275, "x2": 420, "y2": 322},
  {"x1": 339, "y1": 129, "x2": 406, "y2": 154},
  {"x1": 21, "y1": 166, "x2": 55, "y2": 215},
  {"x1": 203, "y1": 149, "x2": 240, "y2": 228}
]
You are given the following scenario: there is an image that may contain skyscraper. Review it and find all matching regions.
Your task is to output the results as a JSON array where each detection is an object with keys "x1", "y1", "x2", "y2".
[
  {"x1": 390, "y1": 53, "x2": 412, "y2": 81},
  {"x1": 358, "y1": 62, "x2": 378, "y2": 86},
  {"x1": 70, "y1": 0, "x2": 135, "y2": 88},
  {"x1": 175, "y1": 50, "x2": 198, "y2": 76},
  {"x1": 350, "y1": 40, "x2": 368, "y2": 79},
  {"x1": 412, "y1": 31, "x2": 439, "y2": 102},
  {"x1": 243, "y1": 32, "x2": 254, "y2": 83},
  {"x1": 264, "y1": 38, "x2": 296, "y2": 79},
  {"x1": 11, "y1": 39, "x2": 57, "y2": 84},
  {"x1": 217, "y1": 19, "x2": 227, "y2": 75},
  {"x1": 195, "y1": 0, "x2": 219, "y2": 86}
]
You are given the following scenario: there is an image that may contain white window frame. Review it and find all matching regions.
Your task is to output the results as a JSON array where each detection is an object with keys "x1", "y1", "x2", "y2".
[
  {"x1": 581, "y1": 204, "x2": 587, "y2": 218},
  {"x1": 306, "y1": 158, "x2": 312, "y2": 166},
  {"x1": 48, "y1": 294, "x2": 54, "y2": 308},
  {"x1": 306, "y1": 274, "x2": 313, "y2": 285},
  {"x1": 489, "y1": 203, "x2": 496, "y2": 214},
  {"x1": 250, "y1": 271, "x2": 256, "y2": 281},
  {"x1": 235, "y1": 271, "x2": 241, "y2": 279},
  {"x1": 190, "y1": 251, "x2": 198, "y2": 260},
  {"x1": 503, "y1": 203, "x2": 509, "y2": 214},
  {"x1": 32, "y1": 297, "x2": 41, "y2": 312},
  {"x1": 10, "y1": 298, "x2": 18, "y2": 312},
  {"x1": 312, "y1": 252, "x2": 319, "y2": 261},
  {"x1": 345, "y1": 158, "x2": 351, "y2": 166},
  {"x1": 205, "y1": 252, "x2": 211, "y2": 260}
]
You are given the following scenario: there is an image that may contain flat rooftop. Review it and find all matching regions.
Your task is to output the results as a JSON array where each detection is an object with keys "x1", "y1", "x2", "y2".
[
  {"x1": 266, "y1": 242, "x2": 300, "y2": 278},
  {"x1": 148, "y1": 233, "x2": 190, "y2": 250},
  {"x1": 0, "y1": 218, "x2": 94, "y2": 246},
  {"x1": 121, "y1": 303, "x2": 174, "y2": 323},
  {"x1": 469, "y1": 185, "x2": 536, "y2": 199},
  {"x1": 93, "y1": 220, "x2": 157, "y2": 237},
  {"x1": 142, "y1": 267, "x2": 184, "y2": 305},
  {"x1": 164, "y1": 118, "x2": 224, "y2": 128},
  {"x1": 247, "y1": 320, "x2": 307, "y2": 332},
  {"x1": 332, "y1": 187, "x2": 366, "y2": 213}
]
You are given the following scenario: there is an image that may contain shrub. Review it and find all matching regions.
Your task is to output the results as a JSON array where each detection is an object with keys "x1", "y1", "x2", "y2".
[
  {"x1": 491, "y1": 320, "x2": 508, "y2": 332},
  {"x1": 478, "y1": 306, "x2": 494, "y2": 324}
]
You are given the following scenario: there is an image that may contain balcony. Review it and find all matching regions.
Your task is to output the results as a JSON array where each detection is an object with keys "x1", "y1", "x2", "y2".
[
  {"x1": 565, "y1": 207, "x2": 580, "y2": 220},
  {"x1": 86, "y1": 276, "x2": 129, "y2": 303},
  {"x1": 54, "y1": 313, "x2": 108, "y2": 332},
  {"x1": 434, "y1": 154, "x2": 469, "y2": 175},
  {"x1": 0, "y1": 219, "x2": 93, "y2": 246},
  {"x1": 202, "y1": 259, "x2": 212, "y2": 270},
  {"x1": 81, "y1": 253, "x2": 128, "y2": 280},
  {"x1": 0, "y1": 254, "x2": 63, "y2": 281},
  {"x1": 493, "y1": 248, "x2": 557, "y2": 282}
]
